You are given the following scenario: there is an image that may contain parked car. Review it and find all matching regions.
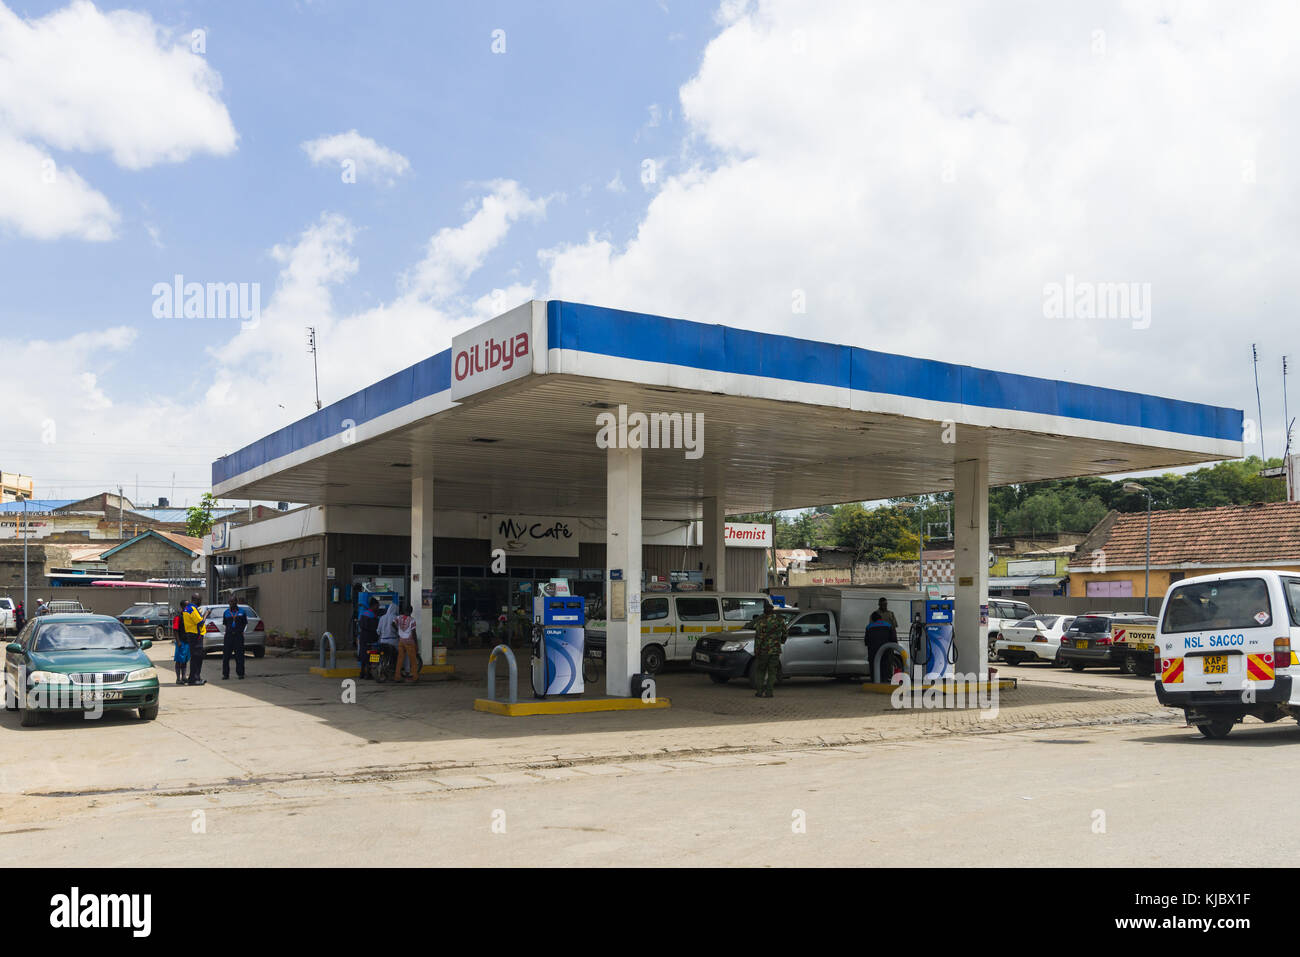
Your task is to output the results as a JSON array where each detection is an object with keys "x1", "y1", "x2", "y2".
[
  {"x1": 3, "y1": 613, "x2": 160, "y2": 726},
  {"x1": 0, "y1": 597, "x2": 14, "y2": 636},
  {"x1": 198, "y1": 604, "x2": 266, "y2": 658},
  {"x1": 987, "y1": 599, "x2": 1037, "y2": 661},
  {"x1": 585, "y1": 591, "x2": 772, "y2": 673},
  {"x1": 995, "y1": 614, "x2": 1076, "y2": 665},
  {"x1": 1056, "y1": 613, "x2": 1159, "y2": 672},
  {"x1": 1154, "y1": 570, "x2": 1299, "y2": 739},
  {"x1": 116, "y1": 603, "x2": 176, "y2": 641},
  {"x1": 39, "y1": 600, "x2": 88, "y2": 616}
]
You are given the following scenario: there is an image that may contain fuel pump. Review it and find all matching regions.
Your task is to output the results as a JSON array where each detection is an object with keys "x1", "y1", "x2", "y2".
[
  {"x1": 924, "y1": 599, "x2": 956, "y2": 679},
  {"x1": 531, "y1": 594, "x2": 585, "y2": 697}
]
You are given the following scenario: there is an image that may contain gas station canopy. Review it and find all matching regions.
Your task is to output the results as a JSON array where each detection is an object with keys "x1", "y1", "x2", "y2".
[{"x1": 213, "y1": 300, "x2": 1242, "y2": 516}]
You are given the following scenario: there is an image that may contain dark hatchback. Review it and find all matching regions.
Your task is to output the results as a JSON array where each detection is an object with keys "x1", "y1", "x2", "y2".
[
  {"x1": 1057, "y1": 613, "x2": 1157, "y2": 672},
  {"x1": 117, "y1": 603, "x2": 176, "y2": 640}
]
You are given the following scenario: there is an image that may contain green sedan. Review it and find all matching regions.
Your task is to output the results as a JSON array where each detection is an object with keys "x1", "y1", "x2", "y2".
[{"x1": 4, "y1": 614, "x2": 161, "y2": 726}]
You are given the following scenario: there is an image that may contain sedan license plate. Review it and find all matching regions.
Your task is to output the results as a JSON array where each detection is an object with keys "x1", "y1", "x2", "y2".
[
  {"x1": 694, "y1": 652, "x2": 710, "y2": 663},
  {"x1": 83, "y1": 690, "x2": 123, "y2": 701},
  {"x1": 1076, "y1": 640, "x2": 1089, "y2": 649},
  {"x1": 1203, "y1": 655, "x2": 1229, "y2": 675},
  {"x1": 1008, "y1": 645, "x2": 1025, "y2": 651}
]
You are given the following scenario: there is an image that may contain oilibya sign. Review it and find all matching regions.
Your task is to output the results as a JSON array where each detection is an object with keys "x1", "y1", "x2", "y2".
[{"x1": 450, "y1": 302, "x2": 547, "y2": 401}]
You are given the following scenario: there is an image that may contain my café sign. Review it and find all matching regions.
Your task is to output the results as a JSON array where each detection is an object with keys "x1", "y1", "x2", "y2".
[
  {"x1": 450, "y1": 301, "x2": 546, "y2": 401},
  {"x1": 491, "y1": 514, "x2": 580, "y2": 557},
  {"x1": 723, "y1": 522, "x2": 773, "y2": 548}
]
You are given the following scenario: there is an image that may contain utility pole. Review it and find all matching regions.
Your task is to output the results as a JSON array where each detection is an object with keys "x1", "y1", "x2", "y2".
[
  {"x1": 307, "y1": 326, "x2": 322, "y2": 411},
  {"x1": 21, "y1": 493, "x2": 28, "y2": 613},
  {"x1": 118, "y1": 485, "x2": 124, "y2": 542},
  {"x1": 1253, "y1": 344, "x2": 1267, "y2": 463}
]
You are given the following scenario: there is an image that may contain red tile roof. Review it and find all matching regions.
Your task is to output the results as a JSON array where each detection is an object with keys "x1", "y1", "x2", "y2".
[{"x1": 1091, "y1": 501, "x2": 1300, "y2": 567}]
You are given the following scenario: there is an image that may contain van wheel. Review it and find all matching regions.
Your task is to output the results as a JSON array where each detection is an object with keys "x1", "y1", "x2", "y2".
[
  {"x1": 1069, "y1": 662, "x2": 1086, "y2": 673},
  {"x1": 1197, "y1": 721, "x2": 1234, "y2": 739},
  {"x1": 709, "y1": 674, "x2": 729, "y2": 685},
  {"x1": 641, "y1": 645, "x2": 665, "y2": 674}
]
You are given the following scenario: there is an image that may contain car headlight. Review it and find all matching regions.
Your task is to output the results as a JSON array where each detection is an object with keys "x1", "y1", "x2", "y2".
[
  {"x1": 720, "y1": 640, "x2": 753, "y2": 652},
  {"x1": 127, "y1": 667, "x2": 158, "y2": 682},
  {"x1": 28, "y1": 671, "x2": 70, "y2": 685}
]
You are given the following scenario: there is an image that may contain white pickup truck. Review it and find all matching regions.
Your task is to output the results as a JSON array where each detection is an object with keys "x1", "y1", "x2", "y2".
[{"x1": 0, "y1": 597, "x2": 15, "y2": 635}]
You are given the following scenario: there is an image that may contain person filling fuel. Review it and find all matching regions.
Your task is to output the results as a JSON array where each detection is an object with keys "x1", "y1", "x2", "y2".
[{"x1": 866, "y1": 610, "x2": 900, "y2": 682}]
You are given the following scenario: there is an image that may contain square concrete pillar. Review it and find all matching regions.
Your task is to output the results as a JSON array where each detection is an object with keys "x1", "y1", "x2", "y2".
[
  {"x1": 703, "y1": 495, "x2": 726, "y2": 591},
  {"x1": 411, "y1": 472, "x2": 435, "y2": 662},
  {"x1": 605, "y1": 446, "x2": 642, "y2": 696},
  {"x1": 953, "y1": 455, "x2": 990, "y2": 679}
]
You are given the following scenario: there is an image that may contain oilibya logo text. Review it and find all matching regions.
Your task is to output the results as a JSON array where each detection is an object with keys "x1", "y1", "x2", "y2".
[
  {"x1": 595, "y1": 404, "x2": 703, "y2": 460},
  {"x1": 50, "y1": 888, "x2": 151, "y2": 937},
  {"x1": 454, "y1": 331, "x2": 529, "y2": 382}
]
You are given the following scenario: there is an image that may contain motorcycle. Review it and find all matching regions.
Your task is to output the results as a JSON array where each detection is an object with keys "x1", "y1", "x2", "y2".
[{"x1": 371, "y1": 641, "x2": 421, "y2": 683}]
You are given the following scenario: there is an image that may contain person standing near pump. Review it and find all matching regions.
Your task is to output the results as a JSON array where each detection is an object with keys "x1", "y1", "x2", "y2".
[
  {"x1": 13, "y1": 602, "x2": 24, "y2": 634},
  {"x1": 877, "y1": 597, "x2": 898, "y2": 632},
  {"x1": 221, "y1": 597, "x2": 248, "y2": 680},
  {"x1": 395, "y1": 603, "x2": 419, "y2": 683},
  {"x1": 866, "y1": 610, "x2": 899, "y2": 683},
  {"x1": 182, "y1": 593, "x2": 207, "y2": 685},
  {"x1": 752, "y1": 603, "x2": 788, "y2": 698}
]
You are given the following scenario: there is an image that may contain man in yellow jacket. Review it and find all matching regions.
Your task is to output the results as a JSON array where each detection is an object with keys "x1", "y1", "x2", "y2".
[{"x1": 182, "y1": 594, "x2": 207, "y2": 686}]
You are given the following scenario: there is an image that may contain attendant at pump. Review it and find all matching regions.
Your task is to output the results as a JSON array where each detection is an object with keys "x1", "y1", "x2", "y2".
[
  {"x1": 395, "y1": 604, "x2": 419, "y2": 683},
  {"x1": 877, "y1": 597, "x2": 899, "y2": 632},
  {"x1": 222, "y1": 597, "x2": 248, "y2": 680},
  {"x1": 866, "y1": 610, "x2": 899, "y2": 683},
  {"x1": 752, "y1": 603, "x2": 789, "y2": 698},
  {"x1": 182, "y1": 593, "x2": 207, "y2": 685},
  {"x1": 357, "y1": 597, "x2": 380, "y2": 679}
]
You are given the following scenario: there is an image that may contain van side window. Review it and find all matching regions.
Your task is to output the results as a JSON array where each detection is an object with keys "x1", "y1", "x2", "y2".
[
  {"x1": 642, "y1": 598, "x2": 669, "y2": 622},
  {"x1": 676, "y1": 597, "x2": 720, "y2": 621},
  {"x1": 722, "y1": 597, "x2": 766, "y2": 621},
  {"x1": 1283, "y1": 579, "x2": 1300, "y2": 627}
]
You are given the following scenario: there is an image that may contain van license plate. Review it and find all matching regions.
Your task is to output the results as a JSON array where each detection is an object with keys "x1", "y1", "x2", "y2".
[{"x1": 1203, "y1": 655, "x2": 1229, "y2": 675}]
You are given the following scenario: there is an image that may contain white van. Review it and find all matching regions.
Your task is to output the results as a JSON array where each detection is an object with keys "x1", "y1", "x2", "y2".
[
  {"x1": 1153, "y1": 570, "x2": 1298, "y2": 739},
  {"x1": 585, "y1": 592, "x2": 772, "y2": 673}
]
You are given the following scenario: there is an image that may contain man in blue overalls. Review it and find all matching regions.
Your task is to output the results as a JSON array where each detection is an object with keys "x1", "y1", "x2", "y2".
[{"x1": 222, "y1": 597, "x2": 248, "y2": 680}]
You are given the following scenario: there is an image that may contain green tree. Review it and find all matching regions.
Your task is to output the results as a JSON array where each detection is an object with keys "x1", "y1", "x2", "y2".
[
  {"x1": 186, "y1": 492, "x2": 219, "y2": 538},
  {"x1": 833, "y1": 503, "x2": 915, "y2": 579}
]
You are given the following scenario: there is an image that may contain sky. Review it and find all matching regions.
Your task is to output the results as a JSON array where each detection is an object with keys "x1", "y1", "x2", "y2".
[{"x1": 1, "y1": 0, "x2": 1298, "y2": 507}]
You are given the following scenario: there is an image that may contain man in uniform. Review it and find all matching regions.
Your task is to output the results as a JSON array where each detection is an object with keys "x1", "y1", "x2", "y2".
[
  {"x1": 877, "y1": 596, "x2": 899, "y2": 632},
  {"x1": 182, "y1": 593, "x2": 207, "y2": 686},
  {"x1": 752, "y1": 603, "x2": 789, "y2": 698}
]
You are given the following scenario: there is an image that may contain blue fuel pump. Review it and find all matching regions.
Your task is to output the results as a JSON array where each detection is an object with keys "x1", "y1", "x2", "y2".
[
  {"x1": 924, "y1": 599, "x2": 956, "y2": 679},
  {"x1": 531, "y1": 595, "x2": 585, "y2": 697}
]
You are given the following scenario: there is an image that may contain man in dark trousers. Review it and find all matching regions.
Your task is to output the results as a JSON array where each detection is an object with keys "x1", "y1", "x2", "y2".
[
  {"x1": 222, "y1": 597, "x2": 248, "y2": 680},
  {"x1": 182, "y1": 593, "x2": 207, "y2": 685},
  {"x1": 357, "y1": 597, "x2": 380, "y2": 679},
  {"x1": 13, "y1": 602, "x2": 24, "y2": 633}
]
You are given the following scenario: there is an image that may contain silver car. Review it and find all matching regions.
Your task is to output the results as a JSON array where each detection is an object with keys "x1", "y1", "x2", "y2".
[{"x1": 197, "y1": 604, "x2": 266, "y2": 658}]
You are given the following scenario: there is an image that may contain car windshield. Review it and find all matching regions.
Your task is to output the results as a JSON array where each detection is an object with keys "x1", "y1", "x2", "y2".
[
  {"x1": 34, "y1": 621, "x2": 137, "y2": 652},
  {"x1": 1069, "y1": 617, "x2": 1110, "y2": 634},
  {"x1": 1162, "y1": 579, "x2": 1272, "y2": 633}
]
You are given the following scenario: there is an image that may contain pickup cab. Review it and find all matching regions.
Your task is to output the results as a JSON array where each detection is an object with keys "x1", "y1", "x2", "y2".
[{"x1": 691, "y1": 608, "x2": 883, "y2": 688}]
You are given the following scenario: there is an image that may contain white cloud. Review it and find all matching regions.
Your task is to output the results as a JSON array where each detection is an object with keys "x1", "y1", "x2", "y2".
[
  {"x1": 0, "y1": 1, "x2": 237, "y2": 169},
  {"x1": 401, "y1": 180, "x2": 546, "y2": 302},
  {"x1": 543, "y1": 0, "x2": 1300, "y2": 456},
  {"x1": 0, "y1": 0, "x2": 237, "y2": 240},
  {"x1": 0, "y1": 134, "x2": 116, "y2": 240},
  {"x1": 606, "y1": 171, "x2": 627, "y2": 193},
  {"x1": 301, "y1": 130, "x2": 411, "y2": 185}
]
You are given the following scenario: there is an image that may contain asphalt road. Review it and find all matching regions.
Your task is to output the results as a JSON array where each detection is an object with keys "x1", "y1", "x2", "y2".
[{"x1": 5, "y1": 717, "x2": 1297, "y2": 867}]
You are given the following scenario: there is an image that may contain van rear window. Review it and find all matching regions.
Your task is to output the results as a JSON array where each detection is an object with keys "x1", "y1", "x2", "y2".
[{"x1": 1161, "y1": 578, "x2": 1272, "y2": 633}]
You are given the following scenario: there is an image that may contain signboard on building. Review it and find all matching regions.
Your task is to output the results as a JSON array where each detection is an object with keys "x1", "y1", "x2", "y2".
[
  {"x1": 1007, "y1": 558, "x2": 1057, "y2": 577},
  {"x1": 723, "y1": 522, "x2": 773, "y2": 548},
  {"x1": 490, "y1": 514, "x2": 580, "y2": 557},
  {"x1": 0, "y1": 518, "x2": 52, "y2": 540},
  {"x1": 450, "y1": 302, "x2": 544, "y2": 401}
]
